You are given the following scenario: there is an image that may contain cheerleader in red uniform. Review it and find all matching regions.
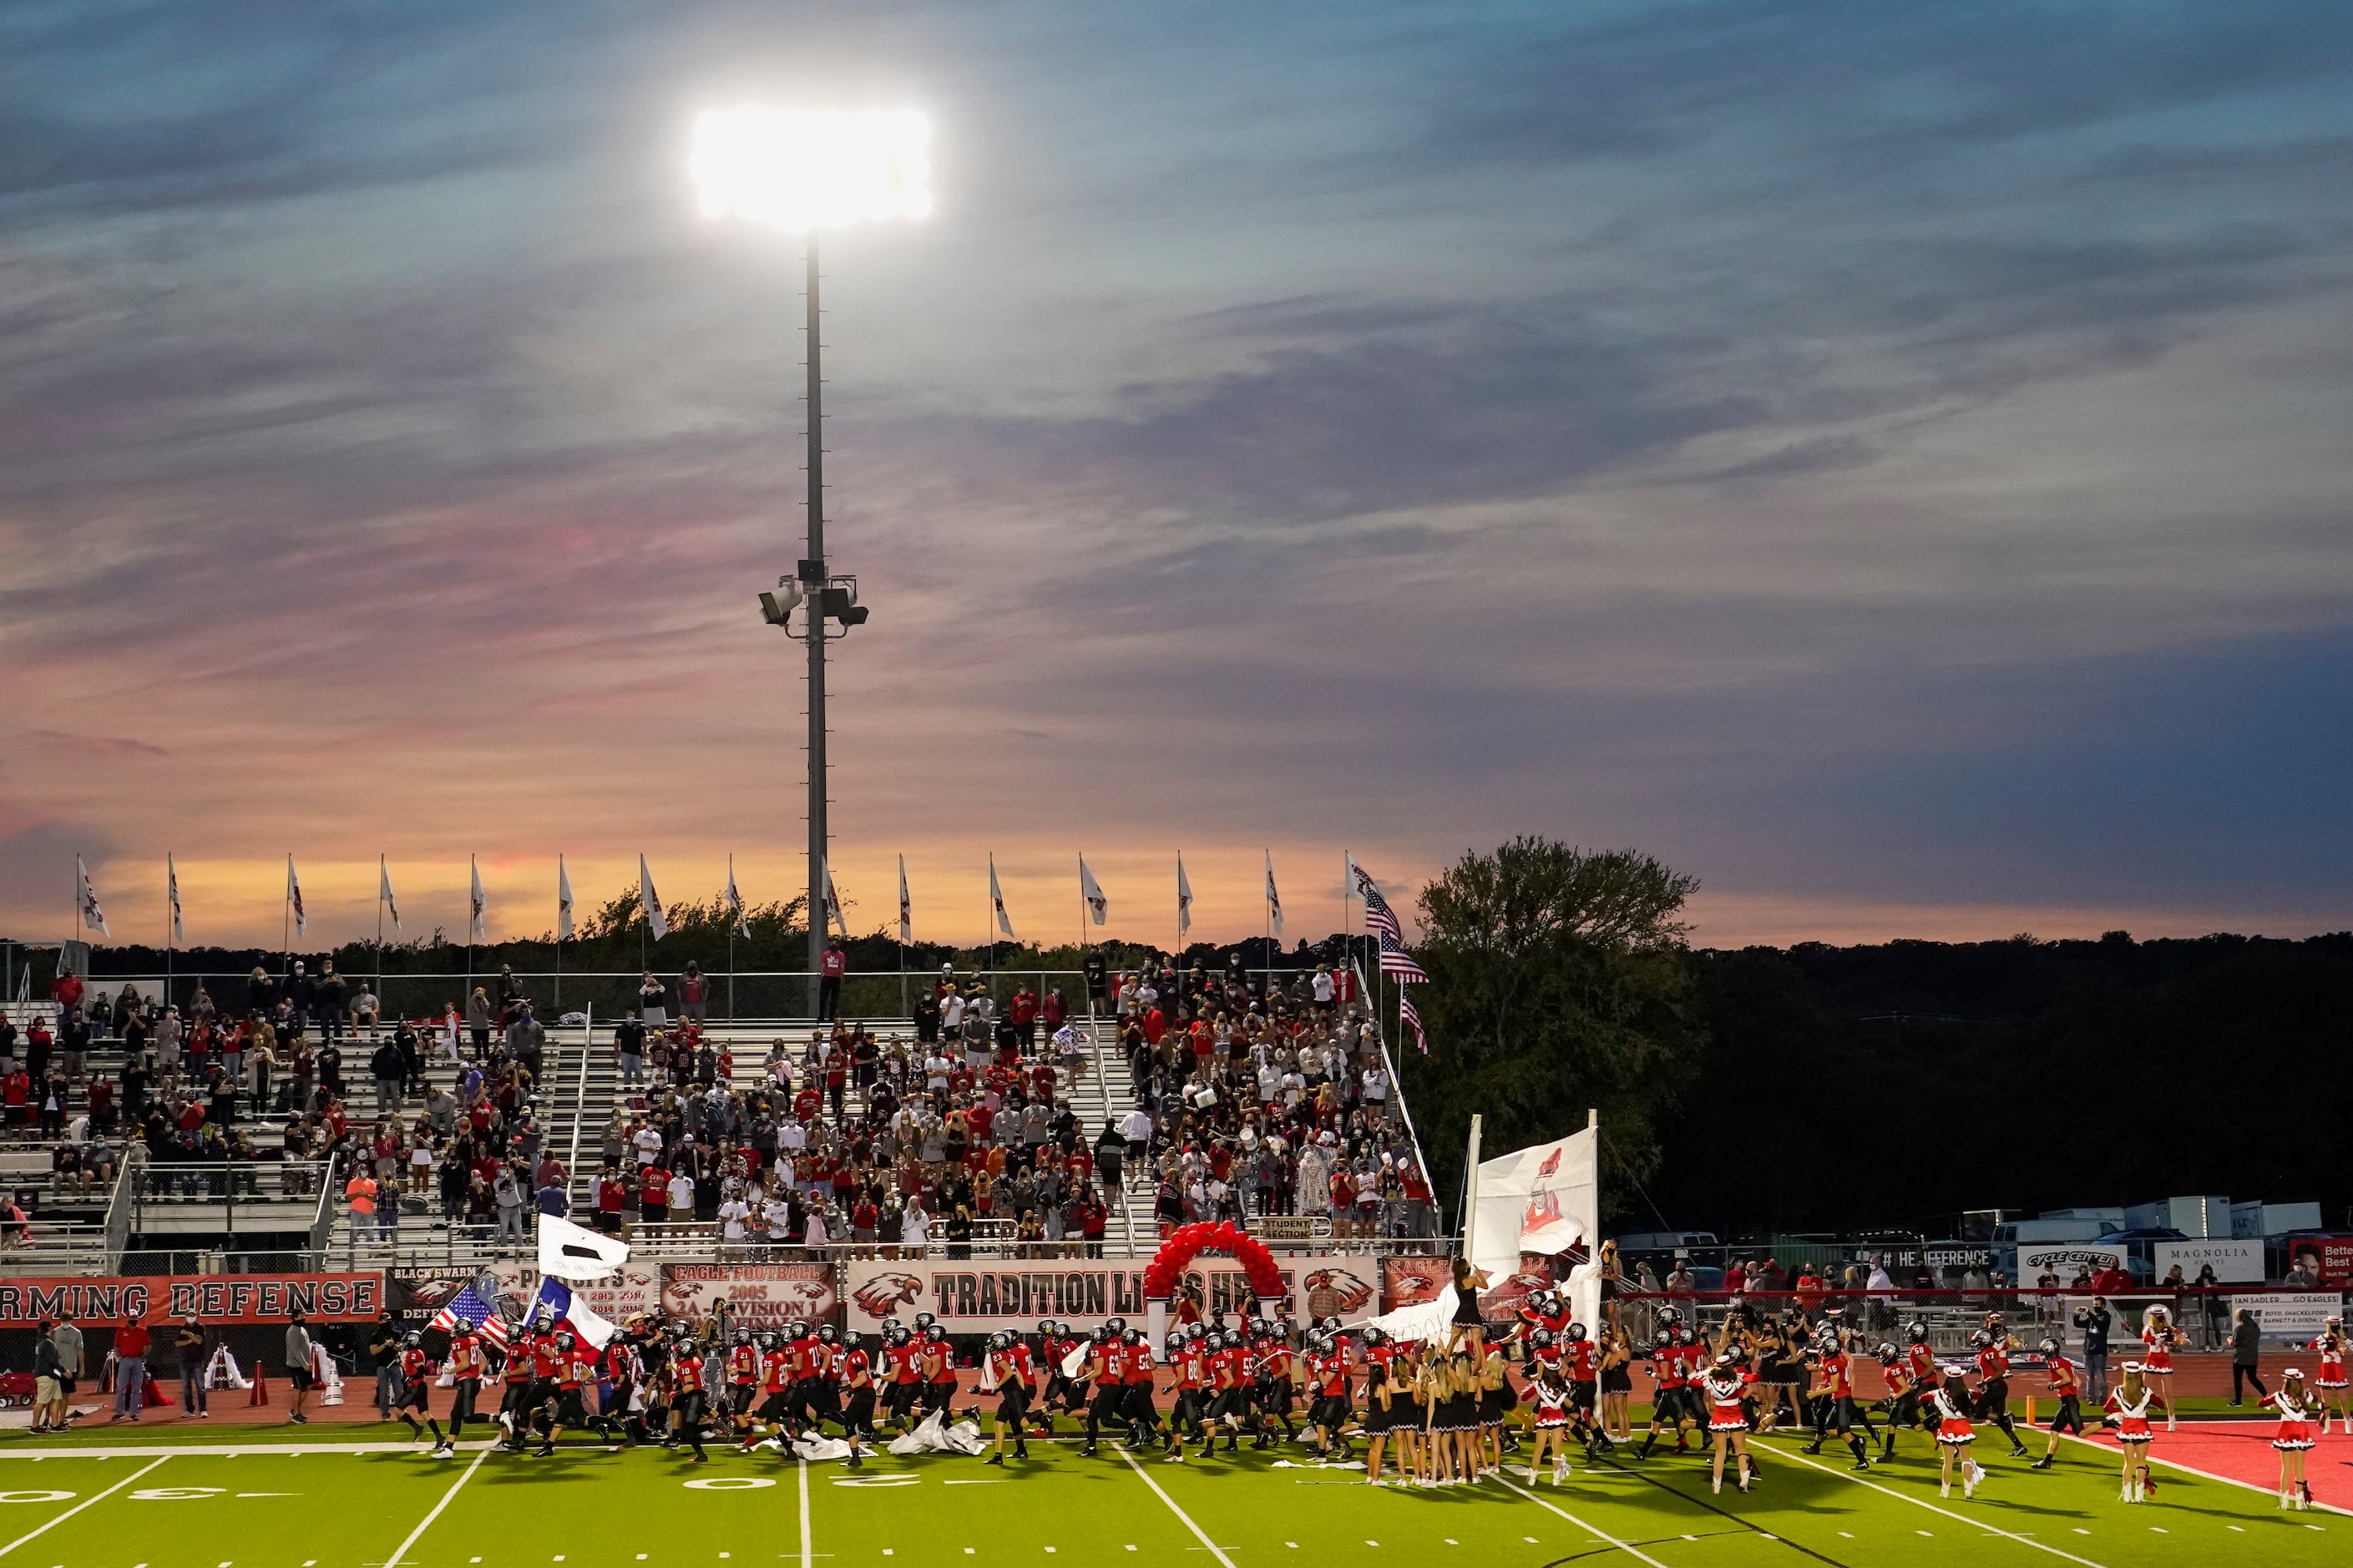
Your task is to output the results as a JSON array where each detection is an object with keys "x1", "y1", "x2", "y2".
[
  {"x1": 2260, "y1": 1368, "x2": 2316, "y2": 1510},
  {"x1": 1525, "y1": 1359, "x2": 1574, "y2": 1487},
  {"x1": 2103, "y1": 1363, "x2": 2158, "y2": 1503},
  {"x1": 2138, "y1": 1307, "x2": 2180, "y2": 1430},
  {"x1": 2309, "y1": 1316, "x2": 2347, "y2": 1434},
  {"x1": 1929, "y1": 1367, "x2": 1986, "y2": 1499},
  {"x1": 1700, "y1": 1353, "x2": 1758, "y2": 1495}
]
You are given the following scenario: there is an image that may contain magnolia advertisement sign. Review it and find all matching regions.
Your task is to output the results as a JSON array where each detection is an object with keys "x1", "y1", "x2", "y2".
[
  {"x1": 660, "y1": 1263, "x2": 837, "y2": 1329},
  {"x1": 2153, "y1": 1239, "x2": 2263, "y2": 1284},
  {"x1": 843, "y1": 1254, "x2": 1379, "y2": 1334}
]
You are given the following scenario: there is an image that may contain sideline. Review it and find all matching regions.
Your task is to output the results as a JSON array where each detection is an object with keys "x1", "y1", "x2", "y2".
[
  {"x1": 1116, "y1": 1448, "x2": 1237, "y2": 1568},
  {"x1": 0, "y1": 1440, "x2": 501, "y2": 1460},
  {"x1": 1490, "y1": 1470, "x2": 1678, "y2": 1568},
  {"x1": 1768, "y1": 1441, "x2": 2108, "y2": 1568},
  {"x1": 385, "y1": 1443, "x2": 492, "y2": 1568},
  {"x1": 2057, "y1": 1429, "x2": 2349, "y2": 1519},
  {"x1": 0, "y1": 1454, "x2": 172, "y2": 1558},
  {"x1": 798, "y1": 1459, "x2": 812, "y2": 1568}
]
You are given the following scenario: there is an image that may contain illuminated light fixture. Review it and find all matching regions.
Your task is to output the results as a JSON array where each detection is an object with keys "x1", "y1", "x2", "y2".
[{"x1": 690, "y1": 106, "x2": 932, "y2": 233}]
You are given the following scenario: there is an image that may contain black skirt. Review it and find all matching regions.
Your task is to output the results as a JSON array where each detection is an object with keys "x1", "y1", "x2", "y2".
[{"x1": 1451, "y1": 1292, "x2": 1485, "y2": 1328}]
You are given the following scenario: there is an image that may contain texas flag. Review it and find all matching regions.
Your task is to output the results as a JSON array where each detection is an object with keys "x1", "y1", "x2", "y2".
[{"x1": 530, "y1": 1276, "x2": 618, "y2": 1350}]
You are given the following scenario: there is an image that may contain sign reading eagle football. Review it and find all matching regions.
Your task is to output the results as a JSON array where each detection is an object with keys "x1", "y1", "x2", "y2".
[{"x1": 841, "y1": 1254, "x2": 1378, "y2": 1334}]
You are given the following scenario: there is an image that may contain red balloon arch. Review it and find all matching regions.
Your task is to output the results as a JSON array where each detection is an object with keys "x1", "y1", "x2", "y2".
[{"x1": 1143, "y1": 1220, "x2": 1287, "y2": 1302}]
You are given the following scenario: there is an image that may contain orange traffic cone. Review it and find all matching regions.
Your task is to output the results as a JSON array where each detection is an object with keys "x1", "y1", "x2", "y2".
[{"x1": 248, "y1": 1368, "x2": 271, "y2": 1406}]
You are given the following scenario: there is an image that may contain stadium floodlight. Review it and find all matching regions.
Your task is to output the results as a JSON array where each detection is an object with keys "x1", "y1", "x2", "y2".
[
  {"x1": 690, "y1": 108, "x2": 931, "y2": 233},
  {"x1": 694, "y1": 104, "x2": 929, "y2": 1014}
]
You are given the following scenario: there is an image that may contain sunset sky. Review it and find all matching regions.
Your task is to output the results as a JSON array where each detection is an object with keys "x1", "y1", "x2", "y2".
[{"x1": 4, "y1": 1, "x2": 2350, "y2": 953}]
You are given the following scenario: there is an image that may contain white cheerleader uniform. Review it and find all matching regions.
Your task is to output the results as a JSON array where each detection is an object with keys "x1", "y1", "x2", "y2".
[
  {"x1": 1930, "y1": 1386, "x2": 1976, "y2": 1447},
  {"x1": 1703, "y1": 1369, "x2": 1752, "y2": 1434},
  {"x1": 2308, "y1": 1336, "x2": 2346, "y2": 1392},
  {"x1": 2263, "y1": 1388, "x2": 2316, "y2": 1452}
]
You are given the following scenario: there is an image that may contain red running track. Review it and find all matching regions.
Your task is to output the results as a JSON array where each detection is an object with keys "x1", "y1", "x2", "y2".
[{"x1": 2079, "y1": 1419, "x2": 2353, "y2": 1511}]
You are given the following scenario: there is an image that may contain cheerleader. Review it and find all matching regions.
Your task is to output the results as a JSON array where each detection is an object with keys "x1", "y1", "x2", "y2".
[
  {"x1": 2103, "y1": 1363, "x2": 2158, "y2": 1503},
  {"x1": 1599, "y1": 1326, "x2": 1637, "y2": 1441},
  {"x1": 1525, "y1": 1353, "x2": 1574, "y2": 1486},
  {"x1": 1477, "y1": 1343, "x2": 1516, "y2": 1475},
  {"x1": 1700, "y1": 1353, "x2": 1758, "y2": 1495},
  {"x1": 2138, "y1": 1307, "x2": 2180, "y2": 1429},
  {"x1": 2260, "y1": 1369, "x2": 2317, "y2": 1510},
  {"x1": 1444, "y1": 1256, "x2": 1493, "y2": 1362},
  {"x1": 1929, "y1": 1366, "x2": 1987, "y2": 1500},
  {"x1": 2030, "y1": 1338, "x2": 2084, "y2": 1469},
  {"x1": 1424, "y1": 1353, "x2": 1475, "y2": 1485},
  {"x1": 2308, "y1": 1316, "x2": 2347, "y2": 1433}
]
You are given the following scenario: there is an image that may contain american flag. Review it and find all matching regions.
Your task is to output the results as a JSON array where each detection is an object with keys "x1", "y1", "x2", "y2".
[
  {"x1": 1377, "y1": 930, "x2": 1430, "y2": 984},
  {"x1": 1352, "y1": 864, "x2": 1404, "y2": 943},
  {"x1": 1398, "y1": 989, "x2": 1430, "y2": 1055},
  {"x1": 428, "y1": 1281, "x2": 509, "y2": 1348}
]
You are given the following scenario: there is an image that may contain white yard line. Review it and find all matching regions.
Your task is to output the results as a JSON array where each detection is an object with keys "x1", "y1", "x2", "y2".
[
  {"x1": 1116, "y1": 1449, "x2": 1237, "y2": 1568},
  {"x1": 2054, "y1": 1429, "x2": 2350, "y2": 1518},
  {"x1": 0, "y1": 1441, "x2": 499, "y2": 1460},
  {"x1": 1490, "y1": 1472, "x2": 1677, "y2": 1568},
  {"x1": 1770, "y1": 1443, "x2": 2108, "y2": 1568},
  {"x1": 385, "y1": 1443, "x2": 492, "y2": 1568},
  {"x1": 0, "y1": 1454, "x2": 171, "y2": 1557},
  {"x1": 798, "y1": 1459, "x2": 813, "y2": 1568}
]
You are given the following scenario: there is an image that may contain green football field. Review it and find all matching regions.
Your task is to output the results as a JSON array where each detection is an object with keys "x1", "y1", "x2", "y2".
[{"x1": 0, "y1": 1426, "x2": 2338, "y2": 1568}]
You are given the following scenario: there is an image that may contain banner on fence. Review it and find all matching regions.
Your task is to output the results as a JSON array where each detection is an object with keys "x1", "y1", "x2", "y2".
[
  {"x1": 2153, "y1": 1238, "x2": 2264, "y2": 1284},
  {"x1": 1382, "y1": 1252, "x2": 1576, "y2": 1325},
  {"x1": 2019, "y1": 1244, "x2": 2127, "y2": 1281},
  {"x1": 842, "y1": 1254, "x2": 1380, "y2": 1334},
  {"x1": 390, "y1": 1262, "x2": 661, "y2": 1330},
  {"x1": 660, "y1": 1263, "x2": 837, "y2": 1328},
  {"x1": 0, "y1": 1272, "x2": 384, "y2": 1328},
  {"x1": 2229, "y1": 1291, "x2": 2346, "y2": 1342},
  {"x1": 2284, "y1": 1234, "x2": 2353, "y2": 1288}
]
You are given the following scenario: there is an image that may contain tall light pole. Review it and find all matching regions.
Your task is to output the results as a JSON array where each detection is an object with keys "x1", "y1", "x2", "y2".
[{"x1": 694, "y1": 105, "x2": 930, "y2": 1014}]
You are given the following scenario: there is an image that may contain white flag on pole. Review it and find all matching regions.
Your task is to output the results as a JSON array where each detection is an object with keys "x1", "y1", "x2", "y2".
[
  {"x1": 77, "y1": 855, "x2": 110, "y2": 937},
  {"x1": 468, "y1": 855, "x2": 488, "y2": 943},
  {"x1": 166, "y1": 854, "x2": 185, "y2": 945},
  {"x1": 286, "y1": 854, "x2": 306, "y2": 938},
  {"x1": 380, "y1": 856, "x2": 402, "y2": 933},
  {"x1": 1078, "y1": 856, "x2": 1107, "y2": 927},
  {"x1": 638, "y1": 855, "x2": 667, "y2": 940},
  {"x1": 724, "y1": 853, "x2": 749, "y2": 938},
  {"x1": 557, "y1": 857, "x2": 574, "y2": 943},
  {"x1": 538, "y1": 1211, "x2": 631, "y2": 1282},
  {"x1": 989, "y1": 856, "x2": 1016, "y2": 940},
  {"x1": 822, "y1": 858, "x2": 849, "y2": 938},
  {"x1": 1176, "y1": 854, "x2": 1193, "y2": 938},
  {"x1": 1263, "y1": 850, "x2": 1283, "y2": 938},
  {"x1": 897, "y1": 855, "x2": 913, "y2": 944}
]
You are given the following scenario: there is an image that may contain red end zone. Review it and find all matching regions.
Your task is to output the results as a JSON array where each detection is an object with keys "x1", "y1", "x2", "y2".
[{"x1": 2078, "y1": 1420, "x2": 2353, "y2": 1511}]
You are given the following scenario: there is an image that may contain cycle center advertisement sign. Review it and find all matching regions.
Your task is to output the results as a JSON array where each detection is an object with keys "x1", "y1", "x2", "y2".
[
  {"x1": 2019, "y1": 1244, "x2": 2126, "y2": 1281},
  {"x1": 842, "y1": 1255, "x2": 1379, "y2": 1334}
]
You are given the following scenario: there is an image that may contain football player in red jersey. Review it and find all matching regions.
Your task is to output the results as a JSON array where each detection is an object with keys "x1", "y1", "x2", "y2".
[
  {"x1": 538, "y1": 1332, "x2": 599, "y2": 1458},
  {"x1": 1253, "y1": 1323, "x2": 1300, "y2": 1445},
  {"x1": 2030, "y1": 1336, "x2": 2084, "y2": 1469},
  {"x1": 1969, "y1": 1323, "x2": 2032, "y2": 1458},
  {"x1": 1078, "y1": 1323, "x2": 1129, "y2": 1456},
  {"x1": 1799, "y1": 1333, "x2": 1875, "y2": 1469},
  {"x1": 444, "y1": 1328, "x2": 486, "y2": 1444},
  {"x1": 837, "y1": 1329, "x2": 876, "y2": 1466},
  {"x1": 979, "y1": 1329, "x2": 1034, "y2": 1466},
  {"x1": 726, "y1": 1328, "x2": 762, "y2": 1444},
  {"x1": 1306, "y1": 1333, "x2": 1353, "y2": 1462},
  {"x1": 391, "y1": 1330, "x2": 448, "y2": 1454},
  {"x1": 665, "y1": 1326, "x2": 711, "y2": 1462},
  {"x1": 1161, "y1": 1328, "x2": 1208, "y2": 1460},
  {"x1": 1636, "y1": 1328, "x2": 1692, "y2": 1458},
  {"x1": 748, "y1": 1333, "x2": 795, "y2": 1451},
  {"x1": 923, "y1": 1323, "x2": 959, "y2": 1419},
  {"x1": 1207, "y1": 1328, "x2": 1252, "y2": 1455},
  {"x1": 1120, "y1": 1325, "x2": 1162, "y2": 1449},
  {"x1": 1873, "y1": 1342, "x2": 1915, "y2": 1462}
]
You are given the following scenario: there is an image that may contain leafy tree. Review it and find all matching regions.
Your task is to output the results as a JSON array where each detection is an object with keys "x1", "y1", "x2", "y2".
[{"x1": 1400, "y1": 837, "x2": 1705, "y2": 1226}]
